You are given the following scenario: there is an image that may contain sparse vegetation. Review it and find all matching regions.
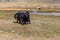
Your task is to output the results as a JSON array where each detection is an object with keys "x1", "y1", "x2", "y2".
[{"x1": 0, "y1": 11, "x2": 60, "y2": 40}]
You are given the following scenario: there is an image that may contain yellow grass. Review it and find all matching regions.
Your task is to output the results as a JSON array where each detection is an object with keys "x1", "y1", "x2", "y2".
[{"x1": 0, "y1": 11, "x2": 60, "y2": 40}]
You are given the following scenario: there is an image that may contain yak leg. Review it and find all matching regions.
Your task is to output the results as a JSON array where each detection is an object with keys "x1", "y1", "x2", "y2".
[
  {"x1": 29, "y1": 19, "x2": 30, "y2": 24},
  {"x1": 16, "y1": 19, "x2": 19, "y2": 23},
  {"x1": 27, "y1": 18, "x2": 30, "y2": 24},
  {"x1": 16, "y1": 18, "x2": 20, "y2": 23}
]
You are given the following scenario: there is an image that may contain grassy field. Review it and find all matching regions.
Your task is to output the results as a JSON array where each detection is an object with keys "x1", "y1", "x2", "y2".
[{"x1": 0, "y1": 11, "x2": 60, "y2": 40}]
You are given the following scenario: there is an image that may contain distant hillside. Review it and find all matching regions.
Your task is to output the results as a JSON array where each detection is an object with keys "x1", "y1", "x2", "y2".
[
  {"x1": 0, "y1": 0, "x2": 60, "y2": 10},
  {"x1": 0, "y1": 0, "x2": 60, "y2": 3}
]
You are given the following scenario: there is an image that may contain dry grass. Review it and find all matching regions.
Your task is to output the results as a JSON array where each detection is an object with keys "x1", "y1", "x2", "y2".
[{"x1": 0, "y1": 11, "x2": 60, "y2": 40}]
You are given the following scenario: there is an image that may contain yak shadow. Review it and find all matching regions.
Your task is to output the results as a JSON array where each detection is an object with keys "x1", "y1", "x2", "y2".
[
  {"x1": 13, "y1": 21, "x2": 18, "y2": 23},
  {"x1": 13, "y1": 21, "x2": 29, "y2": 25}
]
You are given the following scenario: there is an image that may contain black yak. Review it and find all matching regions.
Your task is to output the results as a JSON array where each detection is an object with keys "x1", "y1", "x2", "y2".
[{"x1": 14, "y1": 11, "x2": 30, "y2": 24}]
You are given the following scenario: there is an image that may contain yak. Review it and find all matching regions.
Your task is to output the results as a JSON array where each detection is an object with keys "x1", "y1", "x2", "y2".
[{"x1": 14, "y1": 11, "x2": 30, "y2": 24}]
